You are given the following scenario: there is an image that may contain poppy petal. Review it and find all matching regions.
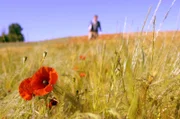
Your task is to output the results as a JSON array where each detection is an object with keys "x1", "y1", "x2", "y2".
[
  {"x1": 33, "y1": 89, "x2": 49, "y2": 96},
  {"x1": 45, "y1": 85, "x2": 53, "y2": 92},
  {"x1": 49, "y1": 71, "x2": 58, "y2": 84},
  {"x1": 33, "y1": 84, "x2": 53, "y2": 96},
  {"x1": 30, "y1": 66, "x2": 58, "y2": 96},
  {"x1": 19, "y1": 78, "x2": 33, "y2": 100}
]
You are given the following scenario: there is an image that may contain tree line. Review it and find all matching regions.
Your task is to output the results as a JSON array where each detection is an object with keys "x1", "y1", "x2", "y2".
[{"x1": 0, "y1": 23, "x2": 25, "y2": 42}]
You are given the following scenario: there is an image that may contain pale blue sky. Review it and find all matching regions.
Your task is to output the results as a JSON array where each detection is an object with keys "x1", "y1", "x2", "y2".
[{"x1": 0, "y1": 0, "x2": 180, "y2": 41}]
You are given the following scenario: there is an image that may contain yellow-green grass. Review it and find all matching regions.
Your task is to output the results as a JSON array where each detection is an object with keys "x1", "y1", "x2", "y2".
[{"x1": 0, "y1": 32, "x2": 180, "y2": 119}]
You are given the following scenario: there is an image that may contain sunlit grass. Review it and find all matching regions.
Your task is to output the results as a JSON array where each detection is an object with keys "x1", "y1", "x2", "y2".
[{"x1": 0, "y1": 32, "x2": 180, "y2": 119}]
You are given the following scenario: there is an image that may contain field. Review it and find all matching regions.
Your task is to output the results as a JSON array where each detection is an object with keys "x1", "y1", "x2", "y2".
[{"x1": 0, "y1": 32, "x2": 180, "y2": 119}]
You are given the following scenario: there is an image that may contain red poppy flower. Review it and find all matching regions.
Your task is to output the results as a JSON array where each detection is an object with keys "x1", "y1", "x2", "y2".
[
  {"x1": 79, "y1": 55, "x2": 86, "y2": 60},
  {"x1": 31, "y1": 67, "x2": 58, "y2": 96},
  {"x1": 19, "y1": 78, "x2": 33, "y2": 100},
  {"x1": 79, "y1": 72, "x2": 86, "y2": 77}
]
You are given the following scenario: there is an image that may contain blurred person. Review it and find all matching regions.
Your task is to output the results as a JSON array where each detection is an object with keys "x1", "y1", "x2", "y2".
[{"x1": 88, "y1": 15, "x2": 102, "y2": 40}]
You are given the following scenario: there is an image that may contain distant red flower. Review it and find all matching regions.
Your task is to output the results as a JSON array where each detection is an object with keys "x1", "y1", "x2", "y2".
[
  {"x1": 79, "y1": 72, "x2": 86, "y2": 77},
  {"x1": 73, "y1": 66, "x2": 78, "y2": 71},
  {"x1": 8, "y1": 89, "x2": 11, "y2": 93},
  {"x1": 2, "y1": 116, "x2": 7, "y2": 119},
  {"x1": 48, "y1": 98, "x2": 58, "y2": 109},
  {"x1": 31, "y1": 67, "x2": 58, "y2": 96},
  {"x1": 19, "y1": 78, "x2": 33, "y2": 100},
  {"x1": 79, "y1": 55, "x2": 86, "y2": 60}
]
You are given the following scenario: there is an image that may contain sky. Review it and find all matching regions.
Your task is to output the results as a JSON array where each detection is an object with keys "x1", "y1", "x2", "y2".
[{"x1": 0, "y1": 0, "x2": 180, "y2": 42}]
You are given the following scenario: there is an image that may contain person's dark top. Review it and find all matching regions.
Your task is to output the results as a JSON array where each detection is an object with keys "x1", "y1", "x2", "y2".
[{"x1": 90, "y1": 21, "x2": 102, "y2": 33}]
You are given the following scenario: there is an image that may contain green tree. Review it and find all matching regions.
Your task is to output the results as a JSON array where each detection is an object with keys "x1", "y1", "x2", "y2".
[
  {"x1": 0, "y1": 32, "x2": 8, "y2": 42},
  {"x1": 8, "y1": 34, "x2": 24, "y2": 42},
  {"x1": 0, "y1": 36, "x2": 3, "y2": 42},
  {"x1": 8, "y1": 23, "x2": 24, "y2": 42}
]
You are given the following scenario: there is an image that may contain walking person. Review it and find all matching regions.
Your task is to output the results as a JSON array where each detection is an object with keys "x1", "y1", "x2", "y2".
[{"x1": 88, "y1": 15, "x2": 102, "y2": 40}]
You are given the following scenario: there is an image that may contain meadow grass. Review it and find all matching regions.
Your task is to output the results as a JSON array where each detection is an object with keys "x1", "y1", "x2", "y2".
[{"x1": 0, "y1": 32, "x2": 180, "y2": 119}]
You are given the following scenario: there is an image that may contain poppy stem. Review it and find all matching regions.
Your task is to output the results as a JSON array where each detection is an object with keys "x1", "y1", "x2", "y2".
[
  {"x1": 39, "y1": 58, "x2": 45, "y2": 67},
  {"x1": 39, "y1": 51, "x2": 48, "y2": 67},
  {"x1": 31, "y1": 99, "x2": 35, "y2": 119}
]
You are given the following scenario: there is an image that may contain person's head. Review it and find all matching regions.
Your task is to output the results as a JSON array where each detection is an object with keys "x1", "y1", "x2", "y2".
[{"x1": 93, "y1": 15, "x2": 98, "y2": 22}]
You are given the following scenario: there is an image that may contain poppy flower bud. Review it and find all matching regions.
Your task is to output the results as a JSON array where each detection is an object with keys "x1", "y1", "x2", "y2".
[
  {"x1": 48, "y1": 98, "x2": 58, "y2": 109},
  {"x1": 23, "y1": 56, "x2": 28, "y2": 64},
  {"x1": 43, "y1": 51, "x2": 47, "y2": 58}
]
